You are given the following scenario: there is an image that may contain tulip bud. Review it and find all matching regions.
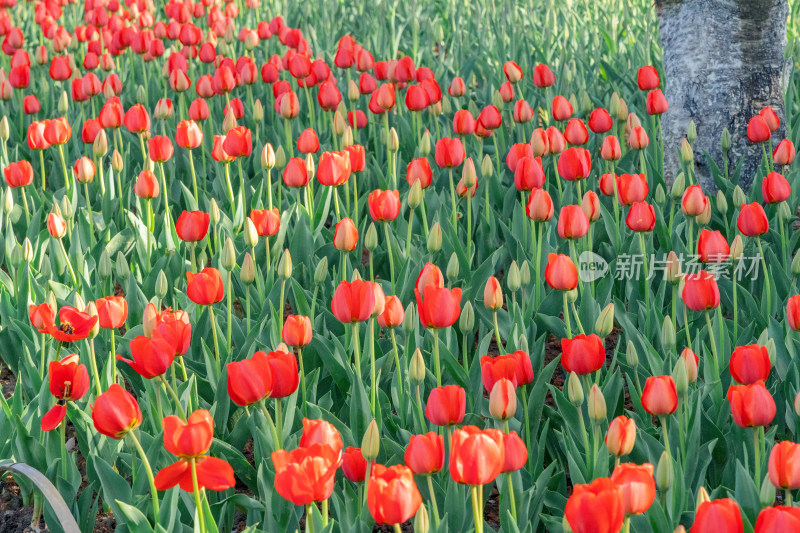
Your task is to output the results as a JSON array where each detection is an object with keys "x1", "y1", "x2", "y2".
[
  {"x1": 766, "y1": 338, "x2": 776, "y2": 364},
  {"x1": 794, "y1": 391, "x2": 800, "y2": 416},
  {"x1": 389, "y1": 128, "x2": 399, "y2": 151},
  {"x1": 314, "y1": 257, "x2": 328, "y2": 284},
  {"x1": 408, "y1": 180, "x2": 422, "y2": 209},
  {"x1": 661, "y1": 316, "x2": 676, "y2": 351},
  {"x1": 715, "y1": 190, "x2": 728, "y2": 215},
  {"x1": 93, "y1": 130, "x2": 108, "y2": 157},
  {"x1": 112, "y1": 150, "x2": 123, "y2": 173},
  {"x1": 58, "y1": 91, "x2": 69, "y2": 114},
  {"x1": 626, "y1": 340, "x2": 638, "y2": 368},
  {"x1": 221, "y1": 237, "x2": 236, "y2": 271},
  {"x1": 760, "y1": 473, "x2": 776, "y2": 507},
  {"x1": 427, "y1": 223, "x2": 442, "y2": 253},
  {"x1": 588, "y1": 384, "x2": 606, "y2": 422},
  {"x1": 333, "y1": 110, "x2": 346, "y2": 136},
  {"x1": 727, "y1": 234, "x2": 742, "y2": 262},
  {"x1": 261, "y1": 143, "x2": 275, "y2": 169},
  {"x1": 721, "y1": 128, "x2": 731, "y2": 151},
  {"x1": 364, "y1": 223, "x2": 378, "y2": 251},
  {"x1": 481, "y1": 154, "x2": 493, "y2": 177},
  {"x1": 348, "y1": 79, "x2": 360, "y2": 101},
  {"x1": 61, "y1": 196, "x2": 74, "y2": 220},
  {"x1": 489, "y1": 379, "x2": 517, "y2": 421},
  {"x1": 210, "y1": 199, "x2": 220, "y2": 226},
  {"x1": 251, "y1": 99, "x2": 264, "y2": 122},
  {"x1": 7, "y1": 241, "x2": 21, "y2": 268},
  {"x1": 0, "y1": 117, "x2": 8, "y2": 141},
  {"x1": 609, "y1": 92, "x2": 620, "y2": 117},
  {"x1": 483, "y1": 276, "x2": 503, "y2": 310},
  {"x1": 305, "y1": 154, "x2": 316, "y2": 180},
  {"x1": 670, "y1": 172, "x2": 685, "y2": 199},
  {"x1": 83, "y1": 301, "x2": 100, "y2": 339},
  {"x1": 436, "y1": 100, "x2": 446, "y2": 116},
  {"x1": 361, "y1": 419, "x2": 380, "y2": 462},
  {"x1": 567, "y1": 372, "x2": 584, "y2": 406},
  {"x1": 491, "y1": 91, "x2": 503, "y2": 108},
  {"x1": 507, "y1": 261, "x2": 521, "y2": 292},
  {"x1": 665, "y1": 251, "x2": 681, "y2": 283},
  {"x1": 655, "y1": 184, "x2": 666, "y2": 205},
  {"x1": 410, "y1": 348, "x2": 426, "y2": 383},
  {"x1": 616, "y1": 98, "x2": 629, "y2": 121},
  {"x1": 567, "y1": 287, "x2": 578, "y2": 303},
  {"x1": 447, "y1": 252, "x2": 459, "y2": 280},
  {"x1": 414, "y1": 503, "x2": 430, "y2": 533},
  {"x1": 115, "y1": 251, "x2": 129, "y2": 280},
  {"x1": 779, "y1": 201, "x2": 792, "y2": 223},
  {"x1": 420, "y1": 130, "x2": 431, "y2": 155},
  {"x1": 757, "y1": 328, "x2": 770, "y2": 347},
  {"x1": 656, "y1": 451, "x2": 673, "y2": 492},
  {"x1": 792, "y1": 251, "x2": 800, "y2": 276},
  {"x1": 568, "y1": 94, "x2": 579, "y2": 114},
  {"x1": 275, "y1": 146, "x2": 287, "y2": 168},
  {"x1": 98, "y1": 249, "x2": 112, "y2": 279},
  {"x1": 403, "y1": 302, "x2": 416, "y2": 333},
  {"x1": 695, "y1": 486, "x2": 710, "y2": 509},
  {"x1": 673, "y1": 357, "x2": 688, "y2": 395},
  {"x1": 341, "y1": 127, "x2": 354, "y2": 148},
  {"x1": 462, "y1": 158, "x2": 477, "y2": 188},
  {"x1": 22, "y1": 238, "x2": 33, "y2": 263},
  {"x1": 155, "y1": 270, "x2": 168, "y2": 299},
  {"x1": 595, "y1": 303, "x2": 614, "y2": 337},
  {"x1": 517, "y1": 333, "x2": 529, "y2": 354},
  {"x1": 1, "y1": 192, "x2": 10, "y2": 216},
  {"x1": 680, "y1": 138, "x2": 693, "y2": 163},
  {"x1": 687, "y1": 120, "x2": 697, "y2": 144},
  {"x1": 40, "y1": 257, "x2": 51, "y2": 278},
  {"x1": 244, "y1": 219, "x2": 258, "y2": 249},
  {"x1": 520, "y1": 261, "x2": 531, "y2": 287},
  {"x1": 240, "y1": 253, "x2": 256, "y2": 285},
  {"x1": 278, "y1": 249, "x2": 292, "y2": 279},
  {"x1": 459, "y1": 301, "x2": 475, "y2": 333},
  {"x1": 733, "y1": 186, "x2": 746, "y2": 208}
]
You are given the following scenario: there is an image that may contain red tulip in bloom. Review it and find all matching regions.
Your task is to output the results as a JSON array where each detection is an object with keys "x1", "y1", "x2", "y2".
[
  {"x1": 697, "y1": 229, "x2": 730, "y2": 262},
  {"x1": 318, "y1": 81, "x2": 342, "y2": 111},
  {"x1": 737, "y1": 202, "x2": 769, "y2": 236},
  {"x1": 773, "y1": 139, "x2": 795, "y2": 166},
  {"x1": 557, "y1": 147, "x2": 591, "y2": 181},
  {"x1": 747, "y1": 115, "x2": 771, "y2": 143},
  {"x1": 452, "y1": 109, "x2": 476, "y2": 136},
  {"x1": 532, "y1": 64, "x2": 555, "y2": 88},
  {"x1": 368, "y1": 189, "x2": 401, "y2": 222},
  {"x1": 175, "y1": 210, "x2": 210, "y2": 242},
  {"x1": 499, "y1": 432, "x2": 528, "y2": 473},
  {"x1": 425, "y1": 385, "x2": 466, "y2": 426},
  {"x1": 154, "y1": 410, "x2": 235, "y2": 492},
  {"x1": 29, "y1": 303, "x2": 55, "y2": 333},
  {"x1": 788, "y1": 295, "x2": 800, "y2": 331},
  {"x1": 282, "y1": 315, "x2": 312, "y2": 347},
  {"x1": 692, "y1": 499, "x2": 743, "y2": 533},
  {"x1": 637, "y1": 66, "x2": 660, "y2": 90},
  {"x1": 416, "y1": 263, "x2": 444, "y2": 292},
  {"x1": 564, "y1": 118, "x2": 589, "y2": 145},
  {"x1": 333, "y1": 218, "x2": 359, "y2": 252},
  {"x1": 448, "y1": 77, "x2": 466, "y2": 97},
  {"x1": 552, "y1": 95, "x2": 573, "y2": 121},
  {"x1": 188, "y1": 98, "x2": 210, "y2": 121},
  {"x1": 49, "y1": 55, "x2": 72, "y2": 81},
  {"x1": 47, "y1": 212, "x2": 67, "y2": 239},
  {"x1": 626, "y1": 201, "x2": 656, "y2": 232},
  {"x1": 506, "y1": 143, "x2": 534, "y2": 172},
  {"x1": 272, "y1": 443, "x2": 341, "y2": 505},
  {"x1": 564, "y1": 477, "x2": 624, "y2": 533},
  {"x1": 681, "y1": 184, "x2": 708, "y2": 216},
  {"x1": 331, "y1": 280, "x2": 375, "y2": 323},
  {"x1": 729, "y1": 344, "x2": 771, "y2": 385},
  {"x1": 4, "y1": 160, "x2": 33, "y2": 188},
  {"x1": 150, "y1": 308, "x2": 192, "y2": 358},
  {"x1": 768, "y1": 441, "x2": 800, "y2": 489},
  {"x1": 119, "y1": 335, "x2": 175, "y2": 379},
  {"x1": 646, "y1": 89, "x2": 669, "y2": 115},
  {"x1": 124, "y1": 104, "x2": 151, "y2": 134},
  {"x1": 762, "y1": 172, "x2": 791, "y2": 204},
  {"x1": 378, "y1": 296, "x2": 405, "y2": 329},
  {"x1": 434, "y1": 137, "x2": 466, "y2": 168},
  {"x1": 588, "y1": 108, "x2": 613, "y2": 133},
  {"x1": 226, "y1": 352, "x2": 273, "y2": 406},
  {"x1": 299, "y1": 418, "x2": 344, "y2": 458},
  {"x1": 755, "y1": 506, "x2": 800, "y2": 532},
  {"x1": 135, "y1": 171, "x2": 159, "y2": 199},
  {"x1": 296, "y1": 128, "x2": 320, "y2": 154},
  {"x1": 73, "y1": 157, "x2": 96, "y2": 184},
  {"x1": 251, "y1": 350, "x2": 299, "y2": 399},
  {"x1": 547, "y1": 126, "x2": 567, "y2": 154},
  {"x1": 22, "y1": 95, "x2": 39, "y2": 114},
  {"x1": 526, "y1": 188, "x2": 555, "y2": 221},
  {"x1": 81, "y1": 119, "x2": 102, "y2": 144},
  {"x1": 405, "y1": 432, "x2": 445, "y2": 474},
  {"x1": 41, "y1": 354, "x2": 90, "y2": 431},
  {"x1": 480, "y1": 351, "x2": 532, "y2": 390},
  {"x1": 611, "y1": 463, "x2": 656, "y2": 515},
  {"x1": 175, "y1": 120, "x2": 203, "y2": 149},
  {"x1": 682, "y1": 271, "x2": 720, "y2": 312},
  {"x1": 449, "y1": 426, "x2": 505, "y2": 485},
  {"x1": 503, "y1": 61, "x2": 523, "y2": 83},
  {"x1": 557, "y1": 205, "x2": 590, "y2": 239},
  {"x1": 249, "y1": 208, "x2": 280, "y2": 237},
  {"x1": 616, "y1": 173, "x2": 649, "y2": 205},
  {"x1": 367, "y1": 464, "x2": 423, "y2": 525},
  {"x1": 347, "y1": 110, "x2": 369, "y2": 129},
  {"x1": 545, "y1": 254, "x2": 578, "y2": 291},
  {"x1": 641, "y1": 375, "x2": 678, "y2": 416},
  {"x1": 44, "y1": 117, "x2": 71, "y2": 145},
  {"x1": 513, "y1": 100, "x2": 534, "y2": 123},
  {"x1": 628, "y1": 126, "x2": 650, "y2": 149},
  {"x1": 760, "y1": 106, "x2": 780, "y2": 132},
  {"x1": 282, "y1": 158, "x2": 309, "y2": 187},
  {"x1": 405, "y1": 84, "x2": 430, "y2": 111},
  {"x1": 27, "y1": 121, "x2": 50, "y2": 151},
  {"x1": 599, "y1": 173, "x2": 617, "y2": 196},
  {"x1": 342, "y1": 447, "x2": 368, "y2": 483},
  {"x1": 561, "y1": 334, "x2": 606, "y2": 375},
  {"x1": 186, "y1": 268, "x2": 225, "y2": 305},
  {"x1": 531, "y1": 128, "x2": 550, "y2": 156},
  {"x1": 416, "y1": 285, "x2": 462, "y2": 329},
  {"x1": 727, "y1": 381, "x2": 776, "y2": 428},
  {"x1": 605, "y1": 416, "x2": 637, "y2": 456},
  {"x1": 95, "y1": 296, "x2": 127, "y2": 329},
  {"x1": 477, "y1": 105, "x2": 502, "y2": 130},
  {"x1": 47, "y1": 307, "x2": 99, "y2": 343},
  {"x1": 148, "y1": 135, "x2": 173, "y2": 163},
  {"x1": 223, "y1": 127, "x2": 252, "y2": 158},
  {"x1": 345, "y1": 145, "x2": 365, "y2": 173},
  {"x1": 91, "y1": 384, "x2": 143, "y2": 439}
]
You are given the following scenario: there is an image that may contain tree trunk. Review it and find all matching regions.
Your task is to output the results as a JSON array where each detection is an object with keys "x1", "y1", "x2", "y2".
[{"x1": 656, "y1": 0, "x2": 790, "y2": 191}]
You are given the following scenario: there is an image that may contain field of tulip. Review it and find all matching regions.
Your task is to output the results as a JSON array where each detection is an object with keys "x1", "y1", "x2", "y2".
[{"x1": 3, "y1": 0, "x2": 800, "y2": 532}]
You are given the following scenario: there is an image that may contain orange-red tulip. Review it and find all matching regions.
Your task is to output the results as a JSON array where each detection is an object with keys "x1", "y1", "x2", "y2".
[
  {"x1": 729, "y1": 344, "x2": 770, "y2": 385},
  {"x1": 91, "y1": 384, "x2": 143, "y2": 439},
  {"x1": 425, "y1": 385, "x2": 466, "y2": 426},
  {"x1": 186, "y1": 268, "x2": 224, "y2": 305},
  {"x1": 768, "y1": 441, "x2": 800, "y2": 490},
  {"x1": 727, "y1": 381, "x2": 776, "y2": 428},
  {"x1": 367, "y1": 464, "x2": 422, "y2": 525},
  {"x1": 564, "y1": 477, "x2": 625, "y2": 533},
  {"x1": 611, "y1": 463, "x2": 655, "y2": 515},
  {"x1": 641, "y1": 375, "x2": 678, "y2": 416},
  {"x1": 692, "y1": 499, "x2": 743, "y2": 533},
  {"x1": 449, "y1": 425, "x2": 505, "y2": 485},
  {"x1": 562, "y1": 334, "x2": 605, "y2": 375}
]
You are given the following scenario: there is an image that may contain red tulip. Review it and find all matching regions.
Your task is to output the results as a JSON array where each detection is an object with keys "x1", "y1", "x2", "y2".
[
  {"x1": 91, "y1": 384, "x2": 143, "y2": 439},
  {"x1": 581, "y1": 191, "x2": 601, "y2": 221},
  {"x1": 416, "y1": 263, "x2": 444, "y2": 292},
  {"x1": 22, "y1": 95, "x2": 39, "y2": 114},
  {"x1": 49, "y1": 55, "x2": 72, "y2": 81},
  {"x1": 768, "y1": 441, "x2": 800, "y2": 489},
  {"x1": 175, "y1": 210, "x2": 209, "y2": 242},
  {"x1": 331, "y1": 280, "x2": 375, "y2": 323},
  {"x1": 407, "y1": 158, "x2": 433, "y2": 188},
  {"x1": 513, "y1": 157, "x2": 545, "y2": 192},
  {"x1": 772, "y1": 139, "x2": 795, "y2": 166},
  {"x1": 747, "y1": 115, "x2": 771, "y2": 143},
  {"x1": 148, "y1": 135, "x2": 173, "y2": 163},
  {"x1": 342, "y1": 447, "x2": 368, "y2": 483},
  {"x1": 501, "y1": 431, "x2": 528, "y2": 473},
  {"x1": 135, "y1": 170, "x2": 160, "y2": 199},
  {"x1": 29, "y1": 303, "x2": 55, "y2": 333},
  {"x1": 378, "y1": 295, "x2": 405, "y2": 328},
  {"x1": 4, "y1": 160, "x2": 33, "y2": 188},
  {"x1": 611, "y1": 462, "x2": 655, "y2": 515},
  {"x1": 531, "y1": 128, "x2": 550, "y2": 156},
  {"x1": 697, "y1": 229, "x2": 730, "y2": 262},
  {"x1": 558, "y1": 205, "x2": 590, "y2": 239},
  {"x1": 513, "y1": 100, "x2": 534, "y2": 123},
  {"x1": 333, "y1": 217, "x2": 359, "y2": 252},
  {"x1": 186, "y1": 268, "x2": 224, "y2": 305},
  {"x1": 95, "y1": 296, "x2": 128, "y2": 329},
  {"x1": 506, "y1": 143, "x2": 534, "y2": 172},
  {"x1": 368, "y1": 189, "x2": 401, "y2": 221},
  {"x1": 367, "y1": 464, "x2": 422, "y2": 526},
  {"x1": 562, "y1": 334, "x2": 605, "y2": 375},
  {"x1": 46, "y1": 306, "x2": 98, "y2": 343},
  {"x1": 477, "y1": 105, "x2": 502, "y2": 130},
  {"x1": 564, "y1": 118, "x2": 589, "y2": 145},
  {"x1": 588, "y1": 108, "x2": 613, "y2": 133},
  {"x1": 616, "y1": 173, "x2": 649, "y2": 205},
  {"x1": 124, "y1": 103, "x2": 151, "y2": 134},
  {"x1": 755, "y1": 506, "x2": 800, "y2": 533},
  {"x1": 565, "y1": 478, "x2": 624, "y2": 533},
  {"x1": 552, "y1": 95, "x2": 572, "y2": 121},
  {"x1": 318, "y1": 80, "x2": 342, "y2": 111},
  {"x1": 299, "y1": 418, "x2": 343, "y2": 457},
  {"x1": 637, "y1": 66, "x2": 660, "y2": 90},
  {"x1": 282, "y1": 315, "x2": 312, "y2": 347},
  {"x1": 681, "y1": 184, "x2": 708, "y2": 216},
  {"x1": 119, "y1": 335, "x2": 175, "y2": 379},
  {"x1": 249, "y1": 208, "x2": 281, "y2": 237},
  {"x1": 152, "y1": 308, "x2": 192, "y2": 357},
  {"x1": 480, "y1": 351, "x2": 534, "y2": 390},
  {"x1": 646, "y1": 89, "x2": 669, "y2": 115},
  {"x1": 425, "y1": 385, "x2": 466, "y2": 426},
  {"x1": 737, "y1": 202, "x2": 769, "y2": 236},
  {"x1": 692, "y1": 499, "x2": 743, "y2": 533},
  {"x1": 641, "y1": 375, "x2": 678, "y2": 416},
  {"x1": 760, "y1": 106, "x2": 780, "y2": 132},
  {"x1": 729, "y1": 344, "x2": 770, "y2": 385},
  {"x1": 416, "y1": 285, "x2": 462, "y2": 329},
  {"x1": 434, "y1": 137, "x2": 466, "y2": 168},
  {"x1": 27, "y1": 121, "x2": 50, "y2": 151},
  {"x1": 627, "y1": 126, "x2": 649, "y2": 149},
  {"x1": 448, "y1": 77, "x2": 466, "y2": 97},
  {"x1": 316, "y1": 151, "x2": 351, "y2": 187},
  {"x1": 547, "y1": 126, "x2": 566, "y2": 154},
  {"x1": 297, "y1": 128, "x2": 320, "y2": 154},
  {"x1": 405, "y1": 84, "x2": 430, "y2": 111},
  {"x1": 787, "y1": 295, "x2": 800, "y2": 331},
  {"x1": 762, "y1": 172, "x2": 791, "y2": 204},
  {"x1": 557, "y1": 147, "x2": 591, "y2": 181},
  {"x1": 41, "y1": 354, "x2": 90, "y2": 431},
  {"x1": 404, "y1": 432, "x2": 445, "y2": 474},
  {"x1": 727, "y1": 381, "x2": 776, "y2": 428},
  {"x1": 272, "y1": 443, "x2": 341, "y2": 505},
  {"x1": 526, "y1": 188, "x2": 554, "y2": 221},
  {"x1": 449, "y1": 425, "x2": 505, "y2": 485},
  {"x1": 227, "y1": 353, "x2": 273, "y2": 406},
  {"x1": 626, "y1": 201, "x2": 655, "y2": 232},
  {"x1": 605, "y1": 416, "x2": 636, "y2": 457},
  {"x1": 282, "y1": 157, "x2": 309, "y2": 187},
  {"x1": 175, "y1": 120, "x2": 203, "y2": 149},
  {"x1": 254, "y1": 350, "x2": 299, "y2": 399},
  {"x1": 44, "y1": 117, "x2": 71, "y2": 145},
  {"x1": 345, "y1": 145, "x2": 365, "y2": 173},
  {"x1": 682, "y1": 271, "x2": 720, "y2": 312},
  {"x1": 544, "y1": 253, "x2": 578, "y2": 291},
  {"x1": 223, "y1": 126, "x2": 252, "y2": 157},
  {"x1": 532, "y1": 64, "x2": 555, "y2": 88}
]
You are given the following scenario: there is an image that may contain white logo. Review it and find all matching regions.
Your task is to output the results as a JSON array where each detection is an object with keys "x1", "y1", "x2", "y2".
[{"x1": 579, "y1": 251, "x2": 608, "y2": 282}]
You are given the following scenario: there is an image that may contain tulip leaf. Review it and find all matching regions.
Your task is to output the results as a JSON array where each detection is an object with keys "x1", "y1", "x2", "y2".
[{"x1": 0, "y1": 460, "x2": 80, "y2": 533}]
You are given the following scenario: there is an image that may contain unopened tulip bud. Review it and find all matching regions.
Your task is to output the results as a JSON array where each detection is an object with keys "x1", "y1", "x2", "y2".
[
  {"x1": 389, "y1": 128, "x2": 399, "y2": 151},
  {"x1": 348, "y1": 80, "x2": 360, "y2": 101},
  {"x1": 520, "y1": 261, "x2": 531, "y2": 286},
  {"x1": 665, "y1": 251, "x2": 681, "y2": 283},
  {"x1": 364, "y1": 223, "x2": 378, "y2": 251},
  {"x1": 483, "y1": 276, "x2": 503, "y2": 310},
  {"x1": 427, "y1": 223, "x2": 442, "y2": 253},
  {"x1": 757, "y1": 328, "x2": 770, "y2": 348},
  {"x1": 616, "y1": 98, "x2": 629, "y2": 121},
  {"x1": 760, "y1": 474, "x2": 776, "y2": 507},
  {"x1": 580, "y1": 91, "x2": 591, "y2": 114},
  {"x1": 609, "y1": 92, "x2": 620, "y2": 117},
  {"x1": 40, "y1": 257, "x2": 51, "y2": 278},
  {"x1": 680, "y1": 138, "x2": 693, "y2": 163},
  {"x1": 794, "y1": 391, "x2": 800, "y2": 416},
  {"x1": 414, "y1": 503, "x2": 430, "y2": 533},
  {"x1": 210, "y1": 199, "x2": 220, "y2": 226},
  {"x1": 155, "y1": 270, "x2": 168, "y2": 299},
  {"x1": 507, "y1": 261, "x2": 521, "y2": 292},
  {"x1": 792, "y1": 251, "x2": 800, "y2": 276},
  {"x1": 223, "y1": 108, "x2": 237, "y2": 133},
  {"x1": 673, "y1": 357, "x2": 688, "y2": 395},
  {"x1": 567, "y1": 372, "x2": 584, "y2": 406},
  {"x1": 626, "y1": 340, "x2": 639, "y2": 368},
  {"x1": 459, "y1": 301, "x2": 475, "y2": 332},
  {"x1": 410, "y1": 348, "x2": 426, "y2": 383},
  {"x1": 447, "y1": 252, "x2": 459, "y2": 280},
  {"x1": 733, "y1": 186, "x2": 746, "y2": 207},
  {"x1": 729, "y1": 235, "x2": 743, "y2": 262},
  {"x1": 85, "y1": 301, "x2": 100, "y2": 339},
  {"x1": 656, "y1": 451, "x2": 673, "y2": 492},
  {"x1": 314, "y1": 257, "x2": 328, "y2": 284},
  {"x1": 7, "y1": 242, "x2": 21, "y2": 267},
  {"x1": 333, "y1": 110, "x2": 346, "y2": 136},
  {"x1": 198, "y1": 250, "x2": 208, "y2": 269},
  {"x1": 489, "y1": 379, "x2": 517, "y2": 421},
  {"x1": 45, "y1": 291, "x2": 57, "y2": 313},
  {"x1": 435, "y1": 100, "x2": 446, "y2": 116},
  {"x1": 670, "y1": 173, "x2": 685, "y2": 199},
  {"x1": 588, "y1": 384, "x2": 606, "y2": 422},
  {"x1": 685, "y1": 120, "x2": 697, "y2": 144},
  {"x1": 595, "y1": 303, "x2": 614, "y2": 337},
  {"x1": 662, "y1": 316, "x2": 676, "y2": 351},
  {"x1": 766, "y1": 338, "x2": 776, "y2": 364},
  {"x1": 715, "y1": 190, "x2": 728, "y2": 214},
  {"x1": 567, "y1": 287, "x2": 578, "y2": 303},
  {"x1": 135, "y1": 85, "x2": 146, "y2": 105},
  {"x1": 112, "y1": 150, "x2": 123, "y2": 172},
  {"x1": 420, "y1": 130, "x2": 431, "y2": 155},
  {"x1": 403, "y1": 302, "x2": 416, "y2": 333},
  {"x1": 241, "y1": 253, "x2": 255, "y2": 284},
  {"x1": 278, "y1": 249, "x2": 292, "y2": 279},
  {"x1": 721, "y1": 128, "x2": 731, "y2": 151},
  {"x1": 261, "y1": 143, "x2": 275, "y2": 169},
  {"x1": 517, "y1": 334, "x2": 529, "y2": 354},
  {"x1": 253, "y1": 100, "x2": 264, "y2": 122},
  {"x1": 222, "y1": 238, "x2": 236, "y2": 271},
  {"x1": 61, "y1": 196, "x2": 74, "y2": 220},
  {"x1": 58, "y1": 91, "x2": 69, "y2": 114},
  {"x1": 115, "y1": 251, "x2": 129, "y2": 280},
  {"x1": 696, "y1": 487, "x2": 710, "y2": 509},
  {"x1": 244, "y1": 219, "x2": 258, "y2": 249},
  {"x1": 341, "y1": 127, "x2": 353, "y2": 148},
  {"x1": 305, "y1": 154, "x2": 316, "y2": 180},
  {"x1": 97, "y1": 250, "x2": 112, "y2": 279},
  {"x1": 655, "y1": 184, "x2": 666, "y2": 205},
  {"x1": 361, "y1": 419, "x2": 380, "y2": 462},
  {"x1": 481, "y1": 154, "x2": 493, "y2": 177},
  {"x1": 491, "y1": 91, "x2": 503, "y2": 108},
  {"x1": 408, "y1": 181, "x2": 422, "y2": 209},
  {"x1": 372, "y1": 282, "x2": 385, "y2": 317},
  {"x1": 22, "y1": 238, "x2": 33, "y2": 263},
  {"x1": 462, "y1": 158, "x2": 477, "y2": 187},
  {"x1": 778, "y1": 201, "x2": 792, "y2": 222},
  {"x1": 275, "y1": 146, "x2": 287, "y2": 169},
  {"x1": 93, "y1": 130, "x2": 108, "y2": 156},
  {"x1": 568, "y1": 94, "x2": 579, "y2": 114}
]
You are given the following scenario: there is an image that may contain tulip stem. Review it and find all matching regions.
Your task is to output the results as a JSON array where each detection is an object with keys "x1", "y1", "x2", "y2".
[
  {"x1": 305, "y1": 504, "x2": 314, "y2": 533},
  {"x1": 39, "y1": 150, "x2": 46, "y2": 191},
  {"x1": 384, "y1": 224, "x2": 396, "y2": 294},
  {"x1": 535, "y1": 222, "x2": 543, "y2": 307},
  {"x1": 392, "y1": 524, "x2": 402, "y2": 533},
  {"x1": 145, "y1": 199, "x2": 152, "y2": 271},
  {"x1": 405, "y1": 207, "x2": 415, "y2": 258},
  {"x1": 466, "y1": 190, "x2": 473, "y2": 262},
  {"x1": 88, "y1": 339, "x2": 102, "y2": 396},
  {"x1": 660, "y1": 416, "x2": 672, "y2": 460},
  {"x1": 284, "y1": 119, "x2": 293, "y2": 159},
  {"x1": 275, "y1": 399, "x2": 284, "y2": 446},
  {"x1": 492, "y1": 311, "x2": 502, "y2": 349},
  {"x1": 420, "y1": 192, "x2": 430, "y2": 237},
  {"x1": 639, "y1": 232, "x2": 650, "y2": 334},
  {"x1": 562, "y1": 292, "x2": 572, "y2": 338},
  {"x1": 506, "y1": 472, "x2": 517, "y2": 522},
  {"x1": 787, "y1": 490, "x2": 793, "y2": 507},
  {"x1": 189, "y1": 458, "x2": 207, "y2": 533},
  {"x1": 623, "y1": 517, "x2": 631, "y2": 533},
  {"x1": 753, "y1": 427, "x2": 761, "y2": 487},
  {"x1": 448, "y1": 168, "x2": 457, "y2": 228},
  {"x1": 110, "y1": 330, "x2": 117, "y2": 386},
  {"x1": 390, "y1": 329, "x2": 403, "y2": 398},
  {"x1": 265, "y1": 168, "x2": 273, "y2": 211},
  {"x1": 128, "y1": 431, "x2": 160, "y2": 524},
  {"x1": 158, "y1": 375, "x2": 187, "y2": 420},
  {"x1": 433, "y1": 328, "x2": 442, "y2": 387},
  {"x1": 353, "y1": 322, "x2": 362, "y2": 380},
  {"x1": 298, "y1": 347, "x2": 307, "y2": 416},
  {"x1": 415, "y1": 385, "x2": 427, "y2": 432},
  {"x1": 570, "y1": 301, "x2": 586, "y2": 335},
  {"x1": 426, "y1": 475, "x2": 441, "y2": 528},
  {"x1": 188, "y1": 149, "x2": 199, "y2": 204},
  {"x1": 703, "y1": 311, "x2": 721, "y2": 391},
  {"x1": 58, "y1": 240, "x2": 78, "y2": 286},
  {"x1": 756, "y1": 238, "x2": 772, "y2": 319},
  {"x1": 369, "y1": 319, "x2": 377, "y2": 414},
  {"x1": 208, "y1": 306, "x2": 221, "y2": 375},
  {"x1": 258, "y1": 402, "x2": 280, "y2": 448},
  {"x1": 610, "y1": 163, "x2": 621, "y2": 246},
  {"x1": 59, "y1": 416, "x2": 67, "y2": 480},
  {"x1": 39, "y1": 333, "x2": 47, "y2": 381},
  {"x1": 57, "y1": 144, "x2": 70, "y2": 193},
  {"x1": 158, "y1": 162, "x2": 172, "y2": 229},
  {"x1": 226, "y1": 271, "x2": 233, "y2": 353},
  {"x1": 223, "y1": 162, "x2": 235, "y2": 210},
  {"x1": 577, "y1": 407, "x2": 591, "y2": 473},
  {"x1": 471, "y1": 485, "x2": 484, "y2": 533}
]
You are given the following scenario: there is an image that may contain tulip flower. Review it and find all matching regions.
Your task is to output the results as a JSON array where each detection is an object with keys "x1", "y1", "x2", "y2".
[
  {"x1": 697, "y1": 229, "x2": 730, "y2": 262},
  {"x1": 692, "y1": 499, "x2": 743, "y2": 533},
  {"x1": 226, "y1": 354, "x2": 273, "y2": 407},
  {"x1": 42, "y1": 354, "x2": 90, "y2": 431},
  {"x1": 425, "y1": 384, "x2": 466, "y2": 426},
  {"x1": 738, "y1": 202, "x2": 769, "y2": 236},
  {"x1": 748, "y1": 115, "x2": 772, "y2": 143},
  {"x1": 564, "y1": 477, "x2": 625, "y2": 533},
  {"x1": 564, "y1": 118, "x2": 589, "y2": 145},
  {"x1": 787, "y1": 295, "x2": 800, "y2": 331},
  {"x1": 47, "y1": 306, "x2": 98, "y2": 343},
  {"x1": 729, "y1": 344, "x2": 771, "y2": 385},
  {"x1": 533, "y1": 64, "x2": 555, "y2": 88},
  {"x1": 367, "y1": 464, "x2": 423, "y2": 526},
  {"x1": 611, "y1": 462, "x2": 655, "y2": 518},
  {"x1": 638, "y1": 66, "x2": 660, "y2": 90},
  {"x1": 588, "y1": 108, "x2": 613, "y2": 133},
  {"x1": 682, "y1": 271, "x2": 720, "y2": 312},
  {"x1": 416, "y1": 283, "x2": 461, "y2": 385},
  {"x1": 761, "y1": 171, "x2": 790, "y2": 205},
  {"x1": 646, "y1": 89, "x2": 669, "y2": 115},
  {"x1": 557, "y1": 147, "x2": 592, "y2": 183},
  {"x1": 768, "y1": 441, "x2": 800, "y2": 495},
  {"x1": 91, "y1": 384, "x2": 142, "y2": 440},
  {"x1": 755, "y1": 506, "x2": 800, "y2": 532},
  {"x1": 772, "y1": 139, "x2": 795, "y2": 166},
  {"x1": 272, "y1": 443, "x2": 341, "y2": 509},
  {"x1": 727, "y1": 381, "x2": 776, "y2": 428},
  {"x1": 558, "y1": 205, "x2": 590, "y2": 240},
  {"x1": 606, "y1": 416, "x2": 637, "y2": 461},
  {"x1": 405, "y1": 432, "x2": 445, "y2": 474},
  {"x1": 342, "y1": 447, "x2": 368, "y2": 483},
  {"x1": 561, "y1": 334, "x2": 606, "y2": 375}
]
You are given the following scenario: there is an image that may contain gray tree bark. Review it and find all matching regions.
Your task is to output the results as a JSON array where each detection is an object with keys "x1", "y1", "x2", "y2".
[{"x1": 656, "y1": 0, "x2": 790, "y2": 191}]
